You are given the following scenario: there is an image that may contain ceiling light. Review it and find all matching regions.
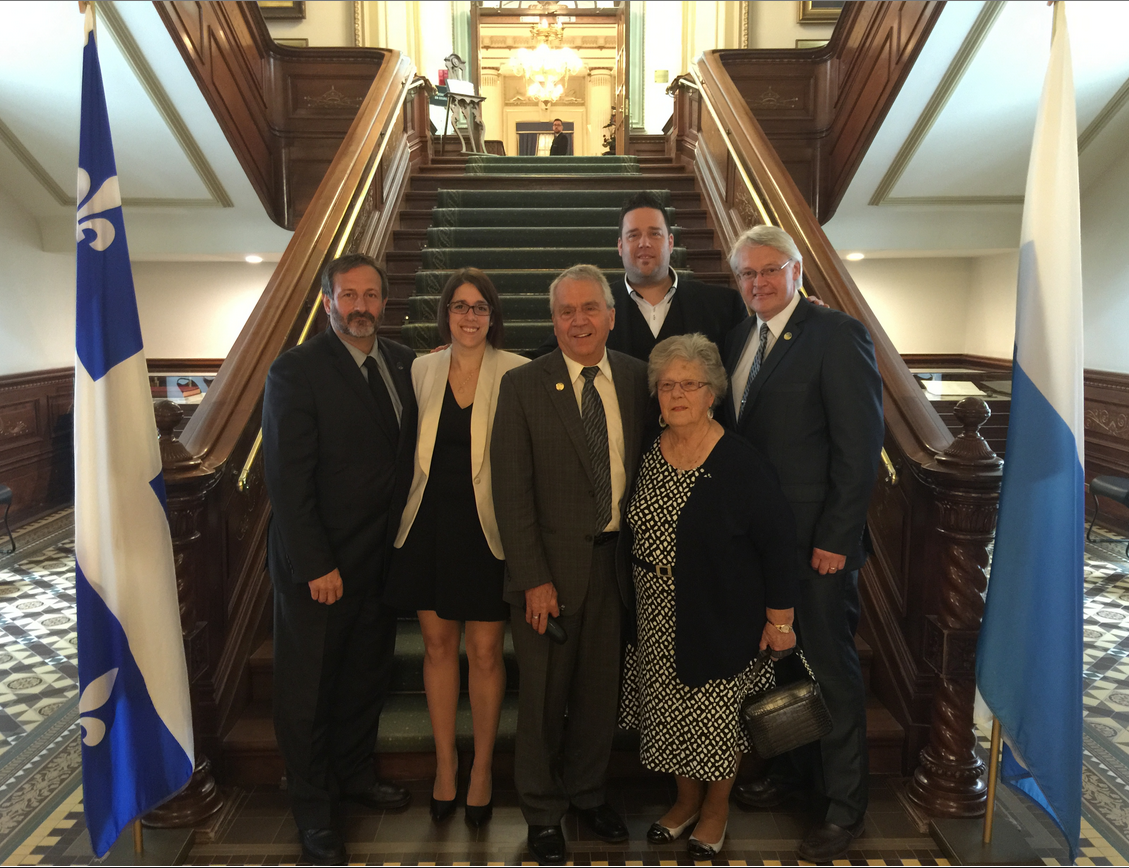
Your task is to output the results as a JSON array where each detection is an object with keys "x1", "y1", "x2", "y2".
[
  {"x1": 845, "y1": 252, "x2": 865, "y2": 261},
  {"x1": 245, "y1": 255, "x2": 263, "y2": 264},
  {"x1": 508, "y1": 17, "x2": 583, "y2": 106}
]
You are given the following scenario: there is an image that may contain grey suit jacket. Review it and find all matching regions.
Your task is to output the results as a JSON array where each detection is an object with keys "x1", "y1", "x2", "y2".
[
  {"x1": 722, "y1": 296, "x2": 884, "y2": 569},
  {"x1": 491, "y1": 348, "x2": 649, "y2": 611}
]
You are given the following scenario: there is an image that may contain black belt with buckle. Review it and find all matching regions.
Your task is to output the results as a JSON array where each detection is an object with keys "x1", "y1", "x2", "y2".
[
  {"x1": 594, "y1": 531, "x2": 619, "y2": 546},
  {"x1": 632, "y1": 555, "x2": 673, "y2": 577}
]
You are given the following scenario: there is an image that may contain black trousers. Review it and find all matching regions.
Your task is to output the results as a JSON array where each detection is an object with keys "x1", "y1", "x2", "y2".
[
  {"x1": 272, "y1": 574, "x2": 398, "y2": 830},
  {"x1": 774, "y1": 565, "x2": 868, "y2": 826},
  {"x1": 510, "y1": 540, "x2": 622, "y2": 825}
]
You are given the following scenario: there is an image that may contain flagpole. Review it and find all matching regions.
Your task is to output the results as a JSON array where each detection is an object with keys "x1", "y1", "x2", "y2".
[
  {"x1": 133, "y1": 819, "x2": 143, "y2": 854},
  {"x1": 982, "y1": 717, "x2": 1003, "y2": 845}
]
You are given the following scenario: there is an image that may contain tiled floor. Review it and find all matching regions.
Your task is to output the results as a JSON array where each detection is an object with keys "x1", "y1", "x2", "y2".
[{"x1": 2, "y1": 514, "x2": 1129, "y2": 865}]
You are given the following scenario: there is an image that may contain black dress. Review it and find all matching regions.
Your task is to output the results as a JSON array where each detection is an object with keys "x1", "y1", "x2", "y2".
[{"x1": 386, "y1": 382, "x2": 507, "y2": 621}]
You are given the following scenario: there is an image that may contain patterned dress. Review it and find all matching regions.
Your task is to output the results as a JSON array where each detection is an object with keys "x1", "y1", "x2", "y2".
[{"x1": 618, "y1": 438, "x2": 773, "y2": 780}]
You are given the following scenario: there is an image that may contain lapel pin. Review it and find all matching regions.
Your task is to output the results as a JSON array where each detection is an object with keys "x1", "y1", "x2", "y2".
[
  {"x1": 555, "y1": 382, "x2": 565, "y2": 391},
  {"x1": 783, "y1": 332, "x2": 793, "y2": 341}
]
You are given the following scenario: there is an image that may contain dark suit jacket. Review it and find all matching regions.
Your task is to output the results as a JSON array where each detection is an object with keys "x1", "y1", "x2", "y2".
[
  {"x1": 722, "y1": 297, "x2": 883, "y2": 569},
  {"x1": 262, "y1": 328, "x2": 418, "y2": 590},
  {"x1": 491, "y1": 348, "x2": 649, "y2": 612},
  {"x1": 623, "y1": 432, "x2": 798, "y2": 687},
  {"x1": 532, "y1": 277, "x2": 748, "y2": 361},
  {"x1": 549, "y1": 132, "x2": 570, "y2": 156}
]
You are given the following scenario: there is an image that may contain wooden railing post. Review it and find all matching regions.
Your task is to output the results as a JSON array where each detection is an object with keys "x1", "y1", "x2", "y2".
[
  {"x1": 907, "y1": 397, "x2": 1002, "y2": 817},
  {"x1": 144, "y1": 401, "x2": 224, "y2": 828}
]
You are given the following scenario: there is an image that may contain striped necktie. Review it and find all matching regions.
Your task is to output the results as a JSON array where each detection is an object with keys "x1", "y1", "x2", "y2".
[
  {"x1": 581, "y1": 366, "x2": 612, "y2": 533},
  {"x1": 738, "y1": 322, "x2": 771, "y2": 422}
]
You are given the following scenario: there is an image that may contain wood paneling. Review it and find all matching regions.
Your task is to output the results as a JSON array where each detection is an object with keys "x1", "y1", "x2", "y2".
[
  {"x1": 0, "y1": 368, "x2": 73, "y2": 529},
  {"x1": 155, "y1": 2, "x2": 389, "y2": 230},
  {"x1": 716, "y1": 1, "x2": 943, "y2": 223}
]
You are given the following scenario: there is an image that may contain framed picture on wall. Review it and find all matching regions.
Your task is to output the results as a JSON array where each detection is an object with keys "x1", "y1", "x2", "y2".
[
  {"x1": 798, "y1": 1, "x2": 844, "y2": 24},
  {"x1": 258, "y1": 1, "x2": 306, "y2": 21}
]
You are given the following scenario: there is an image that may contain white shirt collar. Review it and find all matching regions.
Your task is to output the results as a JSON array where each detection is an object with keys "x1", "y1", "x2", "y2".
[
  {"x1": 624, "y1": 267, "x2": 679, "y2": 303},
  {"x1": 563, "y1": 348, "x2": 613, "y2": 384}
]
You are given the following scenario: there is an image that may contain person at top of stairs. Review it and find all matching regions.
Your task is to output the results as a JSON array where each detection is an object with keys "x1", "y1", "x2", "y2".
[
  {"x1": 534, "y1": 191, "x2": 747, "y2": 361},
  {"x1": 548, "y1": 118, "x2": 570, "y2": 156},
  {"x1": 385, "y1": 268, "x2": 528, "y2": 829}
]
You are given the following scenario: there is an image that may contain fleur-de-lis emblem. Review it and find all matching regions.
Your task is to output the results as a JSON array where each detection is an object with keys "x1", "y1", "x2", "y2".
[
  {"x1": 78, "y1": 668, "x2": 118, "y2": 746},
  {"x1": 76, "y1": 168, "x2": 121, "y2": 251}
]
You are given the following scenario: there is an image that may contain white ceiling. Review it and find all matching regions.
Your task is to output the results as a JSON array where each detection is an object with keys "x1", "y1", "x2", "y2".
[
  {"x1": 826, "y1": 0, "x2": 1129, "y2": 256},
  {"x1": 0, "y1": 0, "x2": 290, "y2": 259}
]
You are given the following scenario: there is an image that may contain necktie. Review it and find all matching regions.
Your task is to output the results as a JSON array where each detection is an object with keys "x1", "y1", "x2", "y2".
[
  {"x1": 363, "y1": 356, "x2": 400, "y2": 443},
  {"x1": 738, "y1": 322, "x2": 771, "y2": 422},
  {"x1": 581, "y1": 366, "x2": 612, "y2": 534}
]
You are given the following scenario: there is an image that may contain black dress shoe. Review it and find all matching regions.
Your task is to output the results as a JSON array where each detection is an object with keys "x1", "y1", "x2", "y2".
[
  {"x1": 342, "y1": 780, "x2": 411, "y2": 811},
  {"x1": 576, "y1": 803, "x2": 629, "y2": 843},
  {"x1": 299, "y1": 828, "x2": 346, "y2": 865},
  {"x1": 430, "y1": 795, "x2": 456, "y2": 822},
  {"x1": 797, "y1": 818, "x2": 865, "y2": 862},
  {"x1": 732, "y1": 777, "x2": 797, "y2": 810},
  {"x1": 527, "y1": 824, "x2": 567, "y2": 865},
  {"x1": 464, "y1": 798, "x2": 493, "y2": 827}
]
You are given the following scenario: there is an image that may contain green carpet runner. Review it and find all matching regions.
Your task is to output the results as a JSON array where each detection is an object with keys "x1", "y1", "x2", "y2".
[{"x1": 403, "y1": 157, "x2": 690, "y2": 353}]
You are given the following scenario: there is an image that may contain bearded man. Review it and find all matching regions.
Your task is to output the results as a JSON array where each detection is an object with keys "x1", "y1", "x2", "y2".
[{"x1": 262, "y1": 253, "x2": 418, "y2": 865}]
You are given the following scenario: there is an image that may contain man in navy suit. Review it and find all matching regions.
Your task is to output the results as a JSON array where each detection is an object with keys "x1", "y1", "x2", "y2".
[
  {"x1": 721, "y1": 226, "x2": 883, "y2": 863},
  {"x1": 263, "y1": 254, "x2": 418, "y2": 865}
]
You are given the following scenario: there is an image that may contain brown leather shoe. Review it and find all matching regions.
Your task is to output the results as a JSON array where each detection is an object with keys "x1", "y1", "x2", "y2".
[{"x1": 796, "y1": 818, "x2": 864, "y2": 862}]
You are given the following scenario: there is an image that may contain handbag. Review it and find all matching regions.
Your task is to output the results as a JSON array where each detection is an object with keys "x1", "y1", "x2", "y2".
[{"x1": 740, "y1": 647, "x2": 832, "y2": 759}]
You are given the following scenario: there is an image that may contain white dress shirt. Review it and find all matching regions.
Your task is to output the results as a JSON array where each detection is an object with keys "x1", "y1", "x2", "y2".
[
  {"x1": 625, "y1": 268, "x2": 680, "y2": 338},
  {"x1": 562, "y1": 350, "x2": 627, "y2": 533},
  {"x1": 731, "y1": 289, "x2": 803, "y2": 420}
]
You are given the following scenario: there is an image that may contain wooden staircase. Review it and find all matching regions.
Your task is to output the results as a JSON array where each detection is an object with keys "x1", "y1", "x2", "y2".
[{"x1": 221, "y1": 153, "x2": 905, "y2": 786}]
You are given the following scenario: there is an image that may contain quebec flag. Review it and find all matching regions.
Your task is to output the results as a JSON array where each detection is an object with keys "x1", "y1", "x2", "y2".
[
  {"x1": 75, "y1": 6, "x2": 194, "y2": 857},
  {"x1": 976, "y1": 2, "x2": 1082, "y2": 860}
]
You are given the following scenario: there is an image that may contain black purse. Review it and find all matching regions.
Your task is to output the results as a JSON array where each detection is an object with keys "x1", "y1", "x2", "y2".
[{"x1": 740, "y1": 648, "x2": 832, "y2": 759}]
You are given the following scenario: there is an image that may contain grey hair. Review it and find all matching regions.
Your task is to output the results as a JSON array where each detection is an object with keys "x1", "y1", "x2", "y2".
[
  {"x1": 728, "y1": 225, "x2": 803, "y2": 272},
  {"x1": 548, "y1": 264, "x2": 615, "y2": 312},
  {"x1": 647, "y1": 333, "x2": 728, "y2": 401}
]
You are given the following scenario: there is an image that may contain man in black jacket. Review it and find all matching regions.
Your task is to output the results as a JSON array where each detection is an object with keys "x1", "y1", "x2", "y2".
[
  {"x1": 721, "y1": 226, "x2": 883, "y2": 863},
  {"x1": 262, "y1": 254, "x2": 418, "y2": 865},
  {"x1": 533, "y1": 191, "x2": 747, "y2": 360},
  {"x1": 548, "y1": 118, "x2": 570, "y2": 156}
]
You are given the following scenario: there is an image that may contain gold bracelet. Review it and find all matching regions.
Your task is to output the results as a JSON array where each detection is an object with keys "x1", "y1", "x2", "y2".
[{"x1": 772, "y1": 623, "x2": 793, "y2": 633}]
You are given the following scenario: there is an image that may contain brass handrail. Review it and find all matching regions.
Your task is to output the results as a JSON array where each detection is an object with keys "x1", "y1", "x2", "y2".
[{"x1": 234, "y1": 62, "x2": 417, "y2": 493}]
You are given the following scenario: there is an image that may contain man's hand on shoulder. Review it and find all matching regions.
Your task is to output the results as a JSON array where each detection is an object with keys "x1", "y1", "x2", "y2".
[
  {"x1": 309, "y1": 569, "x2": 344, "y2": 604},
  {"x1": 524, "y1": 582, "x2": 560, "y2": 634},
  {"x1": 811, "y1": 548, "x2": 846, "y2": 575}
]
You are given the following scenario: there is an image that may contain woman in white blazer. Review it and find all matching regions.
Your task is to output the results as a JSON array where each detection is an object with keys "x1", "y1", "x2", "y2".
[{"x1": 386, "y1": 268, "x2": 526, "y2": 827}]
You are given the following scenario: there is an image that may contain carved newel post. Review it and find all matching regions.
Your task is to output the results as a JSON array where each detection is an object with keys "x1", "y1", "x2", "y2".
[
  {"x1": 907, "y1": 397, "x2": 1003, "y2": 817},
  {"x1": 144, "y1": 400, "x2": 224, "y2": 827}
]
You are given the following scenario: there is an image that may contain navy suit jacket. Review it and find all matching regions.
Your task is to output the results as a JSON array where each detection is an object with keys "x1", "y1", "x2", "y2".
[{"x1": 721, "y1": 296, "x2": 883, "y2": 569}]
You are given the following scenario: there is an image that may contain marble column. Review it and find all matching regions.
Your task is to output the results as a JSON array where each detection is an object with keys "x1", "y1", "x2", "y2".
[
  {"x1": 586, "y1": 67, "x2": 614, "y2": 156},
  {"x1": 479, "y1": 66, "x2": 503, "y2": 149}
]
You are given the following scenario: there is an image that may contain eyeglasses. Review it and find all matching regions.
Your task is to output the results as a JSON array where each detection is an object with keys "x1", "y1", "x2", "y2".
[
  {"x1": 736, "y1": 259, "x2": 794, "y2": 283},
  {"x1": 448, "y1": 300, "x2": 492, "y2": 316},
  {"x1": 657, "y1": 380, "x2": 708, "y2": 393}
]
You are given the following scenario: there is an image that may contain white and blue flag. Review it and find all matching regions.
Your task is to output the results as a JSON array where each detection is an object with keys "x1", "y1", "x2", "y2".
[
  {"x1": 976, "y1": 2, "x2": 1082, "y2": 859},
  {"x1": 75, "y1": 6, "x2": 194, "y2": 857}
]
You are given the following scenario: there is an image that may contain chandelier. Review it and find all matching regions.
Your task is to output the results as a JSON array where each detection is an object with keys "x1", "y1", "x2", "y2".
[{"x1": 508, "y1": 18, "x2": 583, "y2": 104}]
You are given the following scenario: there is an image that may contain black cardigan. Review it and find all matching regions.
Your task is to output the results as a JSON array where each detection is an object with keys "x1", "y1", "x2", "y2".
[{"x1": 623, "y1": 431, "x2": 798, "y2": 688}]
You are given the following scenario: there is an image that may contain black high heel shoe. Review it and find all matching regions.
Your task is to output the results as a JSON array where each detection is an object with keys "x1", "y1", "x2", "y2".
[
  {"x1": 464, "y1": 798, "x2": 493, "y2": 827},
  {"x1": 430, "y1": 795, "x2": 457, "y2": 822}
]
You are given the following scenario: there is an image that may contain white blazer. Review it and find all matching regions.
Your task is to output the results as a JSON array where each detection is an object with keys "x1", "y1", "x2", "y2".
[{"x1": 394, "y1": 344, "x2": 528, "y2": 559}]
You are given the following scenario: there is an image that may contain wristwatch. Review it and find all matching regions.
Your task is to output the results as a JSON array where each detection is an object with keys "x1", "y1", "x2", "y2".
[{"x1": 772, "y1": 623, "x2": 793, "y2": 633}]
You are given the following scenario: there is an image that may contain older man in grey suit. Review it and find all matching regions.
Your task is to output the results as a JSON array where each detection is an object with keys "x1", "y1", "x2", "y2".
[{"x1": 492, "y1": 264, "x2": 649, "y2": 865}]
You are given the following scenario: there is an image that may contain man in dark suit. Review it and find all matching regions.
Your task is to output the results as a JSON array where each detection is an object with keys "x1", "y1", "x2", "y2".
[
  {"x1": 532, "y1": 191, "x2": 748, "y2": 361},
  {"x1": 721, "y1": 226, "x2": 883, "y2": 863},
  {"x1": 492, "y1": 264, "x2": 649, "y2": 865},
  {"x1": 548, "y1": 117, "x2": 570, "y2": 155},
  {"x1": 262, "y1": 254, "x2": 417, "y2": 865}
]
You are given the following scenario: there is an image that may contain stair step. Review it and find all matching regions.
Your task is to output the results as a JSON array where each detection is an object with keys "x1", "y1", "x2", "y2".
[
  {"x1": 423, "y1": 206, "x2": 677, "y2": 228},
  {"x1": 410, "y1": 174, "x2": 699, "y2": 193},
  {"x1": 389, "y1": 270, "x2": 733, "y2": 297},
  {"x1": 466, "y1": 163, "x2": 642, "y2": 175},
  {"x1": 409, "y1": 226, "x2": 694, "y2": 249},
  {"x1": 406, "y1": 190, "x2": 705, "y2": 212},
  {"x1": 414, "y1": 247, "x2": 690, "y2": 271}
]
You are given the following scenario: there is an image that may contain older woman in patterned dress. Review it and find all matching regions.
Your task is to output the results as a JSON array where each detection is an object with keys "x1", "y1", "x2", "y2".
[{"x1": 618, "y1": 333, "x2": 798, "y2": 858}]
